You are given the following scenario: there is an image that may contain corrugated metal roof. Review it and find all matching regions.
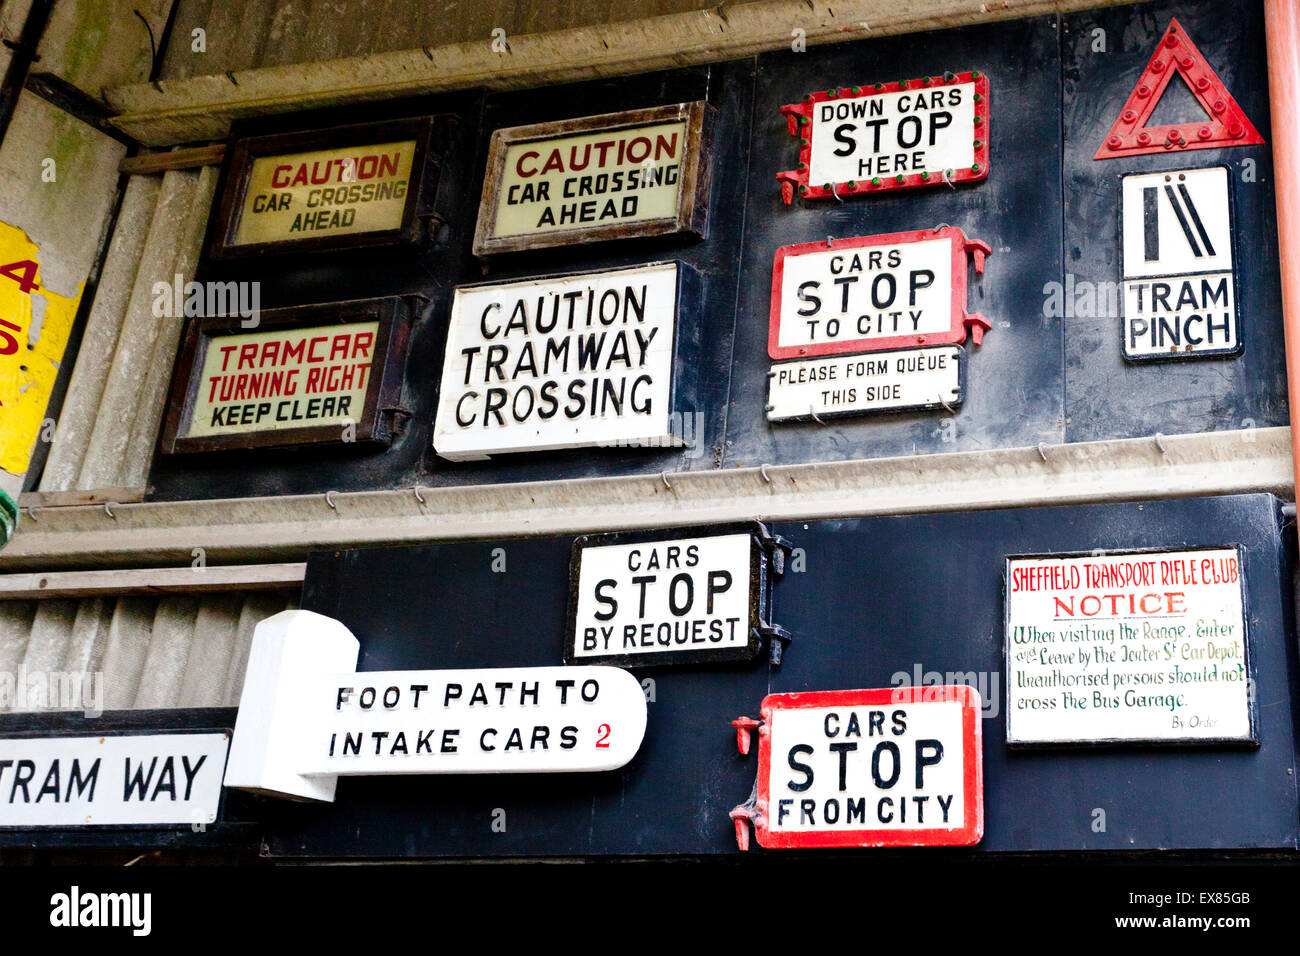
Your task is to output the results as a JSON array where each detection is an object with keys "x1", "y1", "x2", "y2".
[{"x1": 0, "y1": 590, "x2": 296, "y2": 712}]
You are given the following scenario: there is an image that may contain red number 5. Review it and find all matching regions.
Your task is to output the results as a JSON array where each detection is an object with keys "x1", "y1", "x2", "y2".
[{"x1": 595, "y1": 724, "x2": 611, "y2": 749}]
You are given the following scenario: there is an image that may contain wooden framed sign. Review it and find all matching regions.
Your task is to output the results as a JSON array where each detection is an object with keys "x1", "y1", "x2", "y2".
[
  {"x1": 1120, "y1": 166, "x2": 1240, "y2": 361},
  {"x1": 208, "y1": 116, "x2": 438, "y2": 259},
  {"x1": 159, "y1": 295, "x2": 419, "y2": 454},
  {"x1": 472, "y1": 102, "x2": 713, "y2": 256},
  {"x1": 0, "y1": 731, "x2": 229, "y2": 828},
  {"x1": 1004, "y1": 547, "x2": 1255, "y2": 747},
  {"x1": 224, "y1": 610, "x2": 648, "y2": 802},
  {"x1": 565, "y1": 523, "x2": 792, "y2": 668},
  {"x1": 432, "y1": 260, "x2": 700, "y2": 461},
  {"x1": 730, "y1": 685, "x2": 983, "y2": 850},
  {"x1": 776, "y1": 72, "x2": 989, "y2": 204},
  {"x1": 766, "y1": 227, "x2": 990, "y2": 421}
]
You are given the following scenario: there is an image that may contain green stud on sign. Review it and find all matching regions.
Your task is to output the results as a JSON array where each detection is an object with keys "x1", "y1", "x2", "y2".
[
  {"x1": 871, "y1": 177, "x2": 881, "y2": 185},
  {"x1": 0, "y1": 491, "x2": 16, "y2": 552},
  {"x1": 895, "y1": 174, "x2": 905, "y2": 183},
  {"x1": 972, "y1": 163, "x2": 981, "y2": 172}
]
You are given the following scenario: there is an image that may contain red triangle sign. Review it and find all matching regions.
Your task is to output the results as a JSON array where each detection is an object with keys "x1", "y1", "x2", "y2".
[{"x1": 1094, "y1": 17, "x2": 1263, "y2": 160}]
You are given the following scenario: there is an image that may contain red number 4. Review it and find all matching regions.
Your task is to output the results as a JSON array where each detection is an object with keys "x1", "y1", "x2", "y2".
[{"x1": 0, "y1": 260, "x2": 38, "y2": 294}]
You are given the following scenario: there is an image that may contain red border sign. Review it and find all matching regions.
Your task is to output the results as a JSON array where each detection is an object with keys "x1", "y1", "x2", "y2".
[
  {"x1": 768, "y1": 226, "x2": 991, "y2": 361},
  {"x1": 1094, "y1": 18, "x2": 1263, "y2": 160},
  {"x1": 731, "y1": 685, "x2": 983, "y2": 850},
  {"x1": 776, "y1": 71, "x2": 990, "y2": 205}
]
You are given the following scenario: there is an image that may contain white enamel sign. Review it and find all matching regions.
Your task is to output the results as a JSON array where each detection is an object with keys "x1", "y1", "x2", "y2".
[
  {"x1": 0, "y1": 732, "x2": 228, "y2": 827},
  {"x1": 767, "y1": 345, "x2": 963, "y2": 421},
  {"x1": 731, "y1": 686, "x2": 983, "y2": 849},
  {"x1": 224, "y1": 610, "x2": 649, "y2": 802},
  {"x1": 432, "y1": 262, "x2": 685, "y2": 461},
  {"x1": 568, "y1": 531, "x2": 759, "y2": 665},
  {"x1": 1121, "y1": 166, "x2": 1238, "y2": 359},
  {"x1": 773, "y1": 238, "x2": 954, "y2": 356},
  {"x1": 807, "y1": 83, "x2": 978, "y2": 186},
  {"x1": 1005, "y1": 548, "x2": 1253, "y2": 745}
]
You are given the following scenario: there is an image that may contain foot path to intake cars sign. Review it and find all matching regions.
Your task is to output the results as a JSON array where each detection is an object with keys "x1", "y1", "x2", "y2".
[
  {"x1": 1004, "y1": 548, "x2": 1253, "y2": 746},
  {"x1": 224, "y1": 610, "x2": 647, "y2": 802},
  {"x1": 730, "y1": 686, "x2": 983, "y2": 849}
]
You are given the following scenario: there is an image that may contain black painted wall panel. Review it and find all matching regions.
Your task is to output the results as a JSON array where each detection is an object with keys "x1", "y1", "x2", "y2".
[
  {"x1": 140, "y1": 0, "x2": 1288, "y2": 503},
  {"x1": 274, "y1": 493, "x2": 1298, "y2": 857},
  {"x1": 724, "y1": 16, "x2": 1066, "y2": 467},
  {"x1": 1061, "y1": 0, "x2": 1286, "y2": 441}
]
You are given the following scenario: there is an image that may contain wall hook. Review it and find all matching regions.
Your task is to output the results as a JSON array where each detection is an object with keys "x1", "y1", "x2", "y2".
[
  {"x1": 325, "y1": 490, "x2": 338, "y2": 509},
  {"x1": 660, "y1": 472, "x2": 673, "y2": 490},
  {"x1": 1037, "y1": 442, "x2": 1049, "y2": 462},
  {"x1": 414, "y1": 485, "x2": 426, "y2": 505},
  {"x1": 104, "y1": 502, "x2": 117, "y2": 520},
  {"x1": 759, "y1": 464, "x2": 772, "y2": 484},
  {"x1": 829, "y1": 181, "x2": 844, "y2": 202},
  {"x1": 1153, "y1": 433, "x2": 1167, "y2": 455}
]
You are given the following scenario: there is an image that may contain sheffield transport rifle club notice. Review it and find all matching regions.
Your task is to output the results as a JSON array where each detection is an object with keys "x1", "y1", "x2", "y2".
[{"x1": 1005, "y1": 548, "x2": 1253, "y2": 745}]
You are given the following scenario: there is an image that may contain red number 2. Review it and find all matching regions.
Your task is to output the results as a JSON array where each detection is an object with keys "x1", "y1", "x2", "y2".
[{"x1": 595, "y1": 724, "x2": 611, "y2": 749}]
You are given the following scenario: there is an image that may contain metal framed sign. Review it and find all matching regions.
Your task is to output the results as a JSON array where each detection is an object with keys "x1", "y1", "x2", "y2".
[
  {"x1": 0, "y1": 731, "x2": 229, "y2": 828},
  {"x1": 1004, "y1": 547, "x2": 1255, "y2": 747},
  {"x1": 225, "y1": 610, "x2": 649, "y2": 802},
  {"x1": 1120, "y1": 166, "x2": 1239, "y2": 361},
  {"x1": 777, "y1": 71, "x2": 989, "y2": 204},
  {"x1": 768, "y1": 228, "x2": 991, "y2": 360},
  {"x1": 432, "y1": 260, "x2": 699, "y2": 461},
  {"x1": 208, "y1": 116, "x2": 439, "y2": 259},
  {"x1": 159, "y1": 295, "x2": 419, "y2": 454},
  {"x1": 730, "y1": 685, "x2": 983, "y2": 850},
  {"x1": 766, "y1": 227, "x2": 989, "y2": 421},
  {"x1": 472, "y1": 102, "x2": 713, "y2": 256},
  {"x1": 564, "y1": 523, "x2": 792, "y2": 668}
]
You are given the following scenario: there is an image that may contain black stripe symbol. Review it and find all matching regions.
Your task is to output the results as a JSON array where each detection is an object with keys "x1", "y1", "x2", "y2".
[
  {"x1": 1143, "y1": 187, "x2": 1159, "y2": 261},
  {"x1": 1177, "y1": 182, "x2": 1216, "y2": 256},
  {"x1": 1163, "y1": 184, "x2": 1202, "y2": 257}
]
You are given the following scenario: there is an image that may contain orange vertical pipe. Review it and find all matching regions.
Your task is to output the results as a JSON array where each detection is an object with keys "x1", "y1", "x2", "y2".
[{"x1": 1266, "y1": 0, "x2": 1300, "y2": 522}]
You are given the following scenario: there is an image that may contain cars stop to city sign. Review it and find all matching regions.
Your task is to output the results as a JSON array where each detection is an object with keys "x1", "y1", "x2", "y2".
[
  {"x1": 766, "y1": 227, "x2": 992, "y2": 421},
  {"x1": 729, "y1": 686, "x2": 983, "y2": 849}
]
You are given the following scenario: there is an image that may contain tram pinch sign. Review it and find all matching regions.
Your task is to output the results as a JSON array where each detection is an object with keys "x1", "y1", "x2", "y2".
[
  {"x1": 777, "y1": 71, "x2": 989, "y2": 204},
  {"x1": 729, "y1": 686, "x2": 983, "y2": 850},
  {"x1": 474, "y1": 102, "x2": 713, "y2": 255},
  {"x1": 224, "y1": 611, "x2": 648, "y2": 802},
  {"x1": 766, "y1": 227, "x2": 990, "y2": 421},
  {"x1": 565, "y1": 524, "x2": 792, "y2": 668}
]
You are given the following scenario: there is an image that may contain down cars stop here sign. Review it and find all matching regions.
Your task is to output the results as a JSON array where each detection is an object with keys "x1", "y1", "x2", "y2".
[{"x1": 730, "y1": 686, "x2": 983, "y2": 849}]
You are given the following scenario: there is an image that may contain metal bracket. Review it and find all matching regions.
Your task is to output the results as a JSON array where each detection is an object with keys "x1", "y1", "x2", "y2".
[
  {"x1": 752, "y1": 522, "x2": 794, "y2": 576},
  {"x1": 755, "y1": 621, "x2": 793, "y2": 665}
]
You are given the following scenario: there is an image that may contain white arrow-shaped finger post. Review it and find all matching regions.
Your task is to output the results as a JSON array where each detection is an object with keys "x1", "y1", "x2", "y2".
[{"x1": 224, "y1": 610, "x2": 649, "y2": 802}]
